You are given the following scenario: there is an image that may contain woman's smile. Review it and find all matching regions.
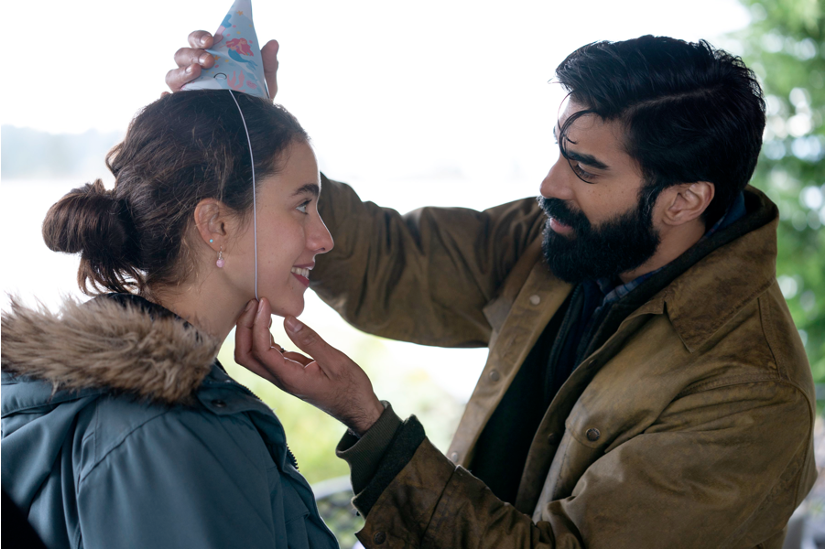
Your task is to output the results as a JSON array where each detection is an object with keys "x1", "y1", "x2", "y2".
[{"x1": 290, "y1": 265, "x2": 312, "y2": 286}]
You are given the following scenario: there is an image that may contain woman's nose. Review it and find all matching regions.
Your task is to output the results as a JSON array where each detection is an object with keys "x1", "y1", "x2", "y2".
[{"x1": 309, "y1": 214, "x2": 334, "y2": 254}]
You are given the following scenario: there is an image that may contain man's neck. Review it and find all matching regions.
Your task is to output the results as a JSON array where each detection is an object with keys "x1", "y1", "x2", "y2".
[{"x1": 618, "y1": 219, "x2": 706, "y2": 284}]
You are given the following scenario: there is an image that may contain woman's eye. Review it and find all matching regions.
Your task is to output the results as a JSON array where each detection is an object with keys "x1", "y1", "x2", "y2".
[{"x1": 296, "y1": 200, "x2": 310, "y2": 214}]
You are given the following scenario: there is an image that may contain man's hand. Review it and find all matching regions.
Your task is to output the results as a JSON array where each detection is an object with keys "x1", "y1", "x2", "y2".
[
  {"x1": 165, "y1": 30, "x2": 279, "y2": 101},
  {"x1": 235, "y1": 299, "x2": 384, "y2": 436}
]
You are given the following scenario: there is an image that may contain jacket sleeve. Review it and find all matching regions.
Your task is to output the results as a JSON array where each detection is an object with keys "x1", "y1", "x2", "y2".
[
  {"x1": 76, "y1": 407, "x2": 282, "y2": 548},
  {"x1": 312, "y1": 174, "x2": 546, "y2": 347},
  {"x1": 349, "y1": 381, "x2": 813, "y2": 548}
]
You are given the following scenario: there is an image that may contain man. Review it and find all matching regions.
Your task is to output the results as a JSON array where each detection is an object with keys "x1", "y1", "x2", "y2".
[{"x1": 171, "y1": 34, "x2": 816, "y2": 547}]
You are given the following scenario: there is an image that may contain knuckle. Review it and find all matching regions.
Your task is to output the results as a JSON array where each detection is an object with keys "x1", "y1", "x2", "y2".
[{"x1": 300, "y1": 331, "x2": 319, "y2": 347}]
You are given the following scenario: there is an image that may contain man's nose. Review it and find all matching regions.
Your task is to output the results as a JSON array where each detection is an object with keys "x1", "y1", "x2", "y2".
[{"x1": 540, "y1": 158, "x2": 575, "y2": 201}]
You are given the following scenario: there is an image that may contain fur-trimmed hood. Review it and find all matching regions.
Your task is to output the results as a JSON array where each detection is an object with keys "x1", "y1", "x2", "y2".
[
  {"x1": 1, "y1": 294, "x2": 221, "y2": 405},
  {"x1": 1, "y1": 295, "x2": 340, "y2": 549}
]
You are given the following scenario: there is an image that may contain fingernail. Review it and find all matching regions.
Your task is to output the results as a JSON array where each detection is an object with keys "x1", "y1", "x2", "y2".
[
  {"x1": 257, "y1": 300, "x2": 266, "y2": 315},
  {"x1": 201, "y1": 36, "x2": 209, "y2": 45},
  {"x1": 244, "y1": 300, "x2": 255, "y2": 312},
  {"x1": 285, "y1": 317, "x2": 303, "y2": 333},
  {"x1": 199, "y1": 54, "x2": 210, "y2": 65},
  {"x1": 185, "y1": 65, "x2": 193, "y2": 74}
]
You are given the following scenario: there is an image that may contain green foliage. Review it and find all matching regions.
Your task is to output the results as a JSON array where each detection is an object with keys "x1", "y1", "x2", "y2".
[{"x1": 734, "y1": 0, "x2": 825, "y2": 382}]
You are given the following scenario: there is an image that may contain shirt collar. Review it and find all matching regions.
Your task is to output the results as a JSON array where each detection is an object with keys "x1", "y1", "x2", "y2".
[{"x1": 595, "y1": 191, "x2": 747, "y2": 306}]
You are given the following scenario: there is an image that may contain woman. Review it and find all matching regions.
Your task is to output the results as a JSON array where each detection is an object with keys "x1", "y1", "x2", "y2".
[{"x1": 0, "y1": 90, "x2": 373, "y2": 548}]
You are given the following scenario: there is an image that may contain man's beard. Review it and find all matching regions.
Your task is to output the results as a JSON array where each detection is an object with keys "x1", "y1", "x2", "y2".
[{"x1": 539, "y1": 192, "x2": 661, "y2": 284}]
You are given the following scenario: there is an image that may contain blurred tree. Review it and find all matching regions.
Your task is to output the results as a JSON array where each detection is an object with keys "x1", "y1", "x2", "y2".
[{"x1": 734, "y1": 0, "x2": 825, "y2": 383}]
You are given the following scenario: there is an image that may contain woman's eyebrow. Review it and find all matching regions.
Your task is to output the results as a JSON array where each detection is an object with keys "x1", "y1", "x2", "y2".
[{"x1": 292, "y1": 183, "x2": 320, "y2": 197}]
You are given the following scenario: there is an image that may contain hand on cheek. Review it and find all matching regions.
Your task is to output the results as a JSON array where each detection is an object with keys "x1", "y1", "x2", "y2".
[{"x1": 234, "y1": 299, "x2": 383, "y2": 435}]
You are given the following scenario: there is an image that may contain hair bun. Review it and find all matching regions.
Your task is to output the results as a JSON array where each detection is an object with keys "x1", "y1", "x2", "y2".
[{"x1": 42, "y1": 179, "x2": 128, "y2": 256}]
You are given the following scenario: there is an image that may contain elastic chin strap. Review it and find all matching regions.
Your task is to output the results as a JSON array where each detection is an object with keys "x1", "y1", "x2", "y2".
[{"x1": 228, "y1": 90, "x2": 259, "y2": 301}]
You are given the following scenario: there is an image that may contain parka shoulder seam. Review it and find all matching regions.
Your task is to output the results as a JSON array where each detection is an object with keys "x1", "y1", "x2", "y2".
[{"x1": 77, "y1": 406, "x2": 178, "y2": 486}]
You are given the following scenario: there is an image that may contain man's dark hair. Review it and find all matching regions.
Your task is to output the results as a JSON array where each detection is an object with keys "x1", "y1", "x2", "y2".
[{"x1": 555, "y1": 35, "x2": 766, "y2": 226}]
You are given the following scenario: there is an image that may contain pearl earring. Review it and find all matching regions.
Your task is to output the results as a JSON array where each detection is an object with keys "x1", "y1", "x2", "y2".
[{"x1": 216, "y1": 247, "x2": 225, "y2": 268}]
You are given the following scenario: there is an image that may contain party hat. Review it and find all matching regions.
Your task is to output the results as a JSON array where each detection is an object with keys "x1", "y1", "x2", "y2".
[
  {"x1": 182, "y1": 0, "x2": 269, "y2": 99},
  {"x1": 181, "y1": 0, "x2": 268, "y2": 300}
]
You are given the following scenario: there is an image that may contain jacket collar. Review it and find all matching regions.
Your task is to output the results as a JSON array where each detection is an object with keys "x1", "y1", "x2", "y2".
[
  {"x1": 627, "y1": 186, "x2": 778, "y2": 352},
  {"x1": 1, "y1": 294, "x2": 221, "y2": 405}
]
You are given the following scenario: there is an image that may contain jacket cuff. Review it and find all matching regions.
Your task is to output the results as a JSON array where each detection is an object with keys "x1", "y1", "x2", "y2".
[
  {"x1": 336, "y1": 401, "x2": 403, "y2": 495},
  {"x1": 353, "y1": 415, "x2": 427, "y2": 517}
]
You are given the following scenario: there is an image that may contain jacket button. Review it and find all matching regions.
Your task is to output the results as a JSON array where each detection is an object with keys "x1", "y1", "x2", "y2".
[
  {"x1": 489, "y1": 370, "x2": 501, "y2": 382},
  {"x1": 373, "y1": 531, "x2": 387, "y2": 545},
  {"x1": 586, "y1": 428, "x2": 601, "y2": 442},
  {"x1": 529, "y1": 294, "x2": 541, "y2": 305},
  {"x1": 212, "y1": 399, "x2": 227, "y2": 408},
  {"x1": 450, "y1": 451, "x2": 459, "y2": 462},
  {"x1": 547, "y1": 432, "x2": 559, "y2": 445}
]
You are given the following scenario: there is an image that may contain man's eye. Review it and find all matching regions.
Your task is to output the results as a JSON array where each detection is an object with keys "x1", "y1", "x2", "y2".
[
  {"x1": 296, "y1": 200, "x2": 310, "y2": 214},
  {"x1": 572, "y1": 162, "x2": 597, "y2": 183}
]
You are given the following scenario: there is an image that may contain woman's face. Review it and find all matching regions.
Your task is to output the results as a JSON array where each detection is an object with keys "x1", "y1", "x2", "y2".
[{"x1": 226, "y1": 140, "x2": 333, "y2": 317}]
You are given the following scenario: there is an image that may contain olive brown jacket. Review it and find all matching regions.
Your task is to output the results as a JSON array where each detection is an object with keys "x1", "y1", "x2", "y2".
[{"x1": 313, "y1": 176, "x2": 817, "y2": 548}]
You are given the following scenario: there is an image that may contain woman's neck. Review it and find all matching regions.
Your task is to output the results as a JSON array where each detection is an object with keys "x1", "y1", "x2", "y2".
[{"x1": 149, "y1": 279, "x2": 247, "y2": 343}]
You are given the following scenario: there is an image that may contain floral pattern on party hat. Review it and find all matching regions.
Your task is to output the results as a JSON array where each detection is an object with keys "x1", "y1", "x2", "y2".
[{"x1": 182, "y1": 0, "x2": 269, "y2": 99}]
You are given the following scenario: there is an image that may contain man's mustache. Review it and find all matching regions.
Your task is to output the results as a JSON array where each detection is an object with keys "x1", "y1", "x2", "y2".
[{"x1": 537, "y1": 197, "x2": 590, "y2": 232}]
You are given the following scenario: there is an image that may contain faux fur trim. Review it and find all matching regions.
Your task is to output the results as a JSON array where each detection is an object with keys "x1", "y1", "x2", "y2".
[{"x1": 1, "y1": 297, "x2": 220, "y2": 405}]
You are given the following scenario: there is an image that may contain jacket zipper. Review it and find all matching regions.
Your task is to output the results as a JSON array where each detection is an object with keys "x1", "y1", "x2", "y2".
[
  {"x1": 214, "y1": 368, "x2": 301, "y2": 472},
  {"x1": 286, "y1": 444, "x2": 299, "y2": 470}
]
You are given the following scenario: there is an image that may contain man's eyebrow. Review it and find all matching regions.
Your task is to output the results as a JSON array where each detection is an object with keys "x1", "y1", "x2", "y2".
[
  {"x1": 565, "y1": 150, "x2": 610, "y2": 171},
  {"x1": 554, "y1": 122, "x2": 610, "y2": 170},
  {"x1": 292, "y1": 183, "x2": 320, "y2": 197}
]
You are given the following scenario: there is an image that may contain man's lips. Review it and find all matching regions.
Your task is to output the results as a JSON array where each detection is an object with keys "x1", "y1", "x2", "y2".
[{"x1": 548, "y1": 216, "x2": 575, "y2": 236}]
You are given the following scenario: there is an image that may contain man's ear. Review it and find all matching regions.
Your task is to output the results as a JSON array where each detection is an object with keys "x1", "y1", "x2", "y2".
[
  {"x1": 661, "y1": 182, "x2": 715, "y2": 227},
  {"x1": 193, "y1": 198, "x2": 230, "y2": 250}
]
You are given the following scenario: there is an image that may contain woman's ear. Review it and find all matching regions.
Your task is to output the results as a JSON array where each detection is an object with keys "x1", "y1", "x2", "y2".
[{"x1": 194, "y1": 199, "x2": 229, "y2": 250}]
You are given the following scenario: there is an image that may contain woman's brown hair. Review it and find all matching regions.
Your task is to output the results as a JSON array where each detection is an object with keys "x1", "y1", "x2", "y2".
[{"x1": 42, "y1": 90, "x2": 308, "y2": 295}]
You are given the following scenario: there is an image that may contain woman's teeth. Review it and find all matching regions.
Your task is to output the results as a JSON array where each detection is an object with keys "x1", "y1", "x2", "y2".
[{"x1": 291, "y1": 267, "x2": 310, "y2": 279}]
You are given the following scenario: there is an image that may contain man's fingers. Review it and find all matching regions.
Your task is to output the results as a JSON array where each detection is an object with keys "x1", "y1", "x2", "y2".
[
  {"x1": 188, "y1": 30, "x2": 214, "y2": 49},
  {"x1": 260, "y1": 39, "x2": 279, "y2": 100},
  {"x1": 283, "y1": 350, "x2": 313, "y2": 366},
  {"x1": 166, "y1": 64, "x2": 201, "y2": 92},
  {"x1": 234, "y1": 299, "x2": 259, "y2": 364},
  {"x1": 251, "y1": 299, "x2": 300, "y2": 370},
  {"x1": 174, "y1": 47, "x2": 215, "y2": 70},
  {"x1": 283, "y1": 316, "x2": 345, "y2": 371}
]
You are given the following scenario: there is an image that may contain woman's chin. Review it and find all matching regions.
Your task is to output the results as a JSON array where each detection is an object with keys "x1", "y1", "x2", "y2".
[{"x1": 265, "y1": 296, "x2": 305, "y2": 319}]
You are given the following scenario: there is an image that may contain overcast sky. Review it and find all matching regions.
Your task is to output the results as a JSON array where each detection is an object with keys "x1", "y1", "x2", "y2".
[{"x1": 4, "y1": 0, "x2": 751, "y2": 210}]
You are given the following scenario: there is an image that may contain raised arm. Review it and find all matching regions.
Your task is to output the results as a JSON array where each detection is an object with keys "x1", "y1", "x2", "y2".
[{"x1": 313, "y1": 175, "x2": 546, "y2": 347}]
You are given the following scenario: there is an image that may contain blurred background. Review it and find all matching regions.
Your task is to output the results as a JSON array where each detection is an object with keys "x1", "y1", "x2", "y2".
[{"x1": 2, "y1": 0, "x2": 823, "y2": 547}]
